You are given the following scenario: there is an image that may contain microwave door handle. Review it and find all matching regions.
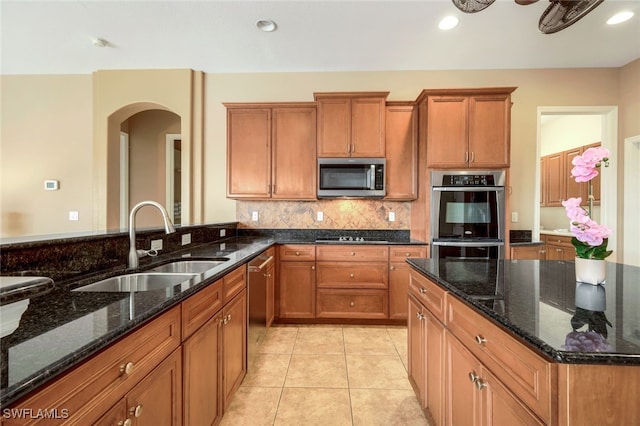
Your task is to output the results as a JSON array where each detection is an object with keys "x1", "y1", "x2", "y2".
[{"x1": 369, "y1": 165, "x2": 375, "y2": 190}]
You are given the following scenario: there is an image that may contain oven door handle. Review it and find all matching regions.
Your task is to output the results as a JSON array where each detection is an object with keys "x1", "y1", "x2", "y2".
[
  {"x1": 432, "y1": 186, "x2": 505, "y2": 192},
  {"x1": 432, "y1": 241, "x2": 505, "y2": 247}
]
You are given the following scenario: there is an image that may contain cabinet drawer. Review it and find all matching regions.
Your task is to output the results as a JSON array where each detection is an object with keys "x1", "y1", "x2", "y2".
[
  {"x1": 389, "y1": 245, "x2": 428, "y2": 262},
  {"x1": 223, "y1": 265, "x2": 246, "y2": 303},
  {"x1": 316, "y1": 289, "x2": 388, "y2": 319},
  {"x1": 542, "y1": 234, "x2": 573, "y2": 248},
  {"x1": 6, "y1": 306, "x2": 181, "y2": 425},
  {"x1": 408, "y1": 270, "x2": 447, "y2": 323},
  {"x1": 316, "y1": 245, "x2": 389, "y2": 261},
  {"x1": 182, "y1": 278, "x2": 223, "y2": 340},
  {"x1": 279, "y1": 244, "x2": 316, "y2": 261},
  {"x1": 316, "y1": 262, "x2": 388, "y2": 289},
  {"x1": 446, "y1": 296, "x2": 555, "y2": 423}
]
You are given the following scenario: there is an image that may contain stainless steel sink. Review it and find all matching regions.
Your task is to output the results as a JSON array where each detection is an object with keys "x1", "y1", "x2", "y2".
[
  {"x1": 147, "y1": 259, "x2": 229, "y2": 274},
  {"x1": 72, "y1": 273, "x2": 196, "y2": 293}
]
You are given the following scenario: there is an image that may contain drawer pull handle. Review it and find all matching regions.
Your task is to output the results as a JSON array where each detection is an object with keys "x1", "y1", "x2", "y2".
[
  {"x1": 223, "y1": 314, "x2": 231, "y2": 325},
  {"x1": 130, "y1": 404, "x2": 143, "y2": 418},
  {"x1": 468, "y1": 372, "x2": 480, "y2": 383},
  {"x1": 350, "y1": 301, "x2": 355, "y2": 307},
  {"x1": 419, "y1": 287, "x2": 427, "y2": 294},
  {"x1": 475, "y1": 379, "x2": 487, "y2": 390},
  {"x1": 118, "y1": 419, "x2": 132, "y2": 426},
  {"x1": 416, "y1": 312, "x2": 425, "y2": 320},
  {"x1": 350, "y1": 273, "x2": 354, "y2": 278},
  {"x1": 119, "y1": 361, "x2": 135, "y2": 376},
  {"x1": 475, "y1": 335, "x2": 487, "y2": 345}
]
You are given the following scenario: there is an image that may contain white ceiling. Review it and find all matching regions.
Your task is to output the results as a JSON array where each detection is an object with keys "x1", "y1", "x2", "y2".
[{"x1": 1, "y1": 0, "x2": 639, "y2": 75}]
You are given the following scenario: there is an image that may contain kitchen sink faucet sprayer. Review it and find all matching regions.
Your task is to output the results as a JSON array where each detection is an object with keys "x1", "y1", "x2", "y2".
[{"x1": 128, "y1": 201, "x2": 176, "y2": 269}]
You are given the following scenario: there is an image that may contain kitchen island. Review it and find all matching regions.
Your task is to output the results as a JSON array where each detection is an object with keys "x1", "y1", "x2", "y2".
[{"x1": 407, "y1": 258, "x2": 640, "y2": 425}]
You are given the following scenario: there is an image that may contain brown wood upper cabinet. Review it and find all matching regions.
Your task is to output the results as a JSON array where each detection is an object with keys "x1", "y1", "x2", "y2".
[
  {"x1": 315, "y1": 92, "x2": 388, "y2": 157},
  {"x1": 385, "y1": 102, "x2": 418, "y2": 200},
  {"x1": 541, "y1": 142, "x2": 601, "y2": 207},
  {"x1": 225, "y1": 104, "x2": 317, "y2": 199},
  {"x1": 417, "y1": 88, "x2": 516, "y2": 169}
]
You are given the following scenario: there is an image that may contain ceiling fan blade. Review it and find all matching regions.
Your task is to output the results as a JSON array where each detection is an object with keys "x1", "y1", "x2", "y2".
[
  {"x1": 452, "y1": 0, "x2": 496, "y2": 13},
  {"x1": 539, "y1": 0, "x2": 605, "y2": 34}
]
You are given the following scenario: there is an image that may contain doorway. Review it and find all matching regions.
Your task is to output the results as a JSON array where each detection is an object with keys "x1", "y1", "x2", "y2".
[
  {"x1": 535, "y1": 106, "x2": 618, "y2": 261},
  {"x1": 624, "y1": 135, "x2": 640, "y2": 266}
]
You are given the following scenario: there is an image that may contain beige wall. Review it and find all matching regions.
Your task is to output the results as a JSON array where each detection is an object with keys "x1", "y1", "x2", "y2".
[
  {"x1": 3, "y1": 64, "x2": 638, "y2": 241},
  {"x1": 1, "y1": 75, "x2": 93, "y2": 237}
]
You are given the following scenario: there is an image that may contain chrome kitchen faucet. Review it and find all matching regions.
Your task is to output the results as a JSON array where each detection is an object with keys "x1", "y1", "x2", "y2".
[{"x1": 127, "y1": 201, "x2": 176, "y2": 269}]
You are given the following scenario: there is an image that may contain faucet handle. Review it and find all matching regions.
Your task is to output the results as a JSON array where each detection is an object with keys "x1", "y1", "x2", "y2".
[{"x1": 136, "y1": 249, "x2": 158, "y2": 258}]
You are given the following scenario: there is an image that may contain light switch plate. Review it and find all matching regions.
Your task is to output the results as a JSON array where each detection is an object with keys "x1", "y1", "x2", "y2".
[
  {"x1": 181, "y1": 233, "x2": 191, "y2": 245},
  {"x1": 389, "y1": 211, "x2": 396, "y2": 222},
  {"x1": 511, "y1": 212, "x2": 519, "y2": 223},
  {"x1": 151, "y1": 239, "x2": 163, "y2": 250},
  {"x1": 251, "y1": 211, "x2": 259, "y2": 221},
  {"x1": 220, "y1": 229, "x2": 226, "y2": 237},
  {"x1": 317, "y1": 211, "x2": 324, "y2": 221},
  {"x1": 68, "y1": 211, "x2": 79, "y2": 221}
]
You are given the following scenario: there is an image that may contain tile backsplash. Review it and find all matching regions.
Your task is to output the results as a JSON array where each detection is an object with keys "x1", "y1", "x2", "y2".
[{"x1": 237, "y1": 200, "x2": 410, "y2": 230}]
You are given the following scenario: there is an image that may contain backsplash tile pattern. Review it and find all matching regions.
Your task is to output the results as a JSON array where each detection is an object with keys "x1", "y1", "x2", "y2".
[{"x1": 236, "y1": 200, "x2": 411, "y2": 230}]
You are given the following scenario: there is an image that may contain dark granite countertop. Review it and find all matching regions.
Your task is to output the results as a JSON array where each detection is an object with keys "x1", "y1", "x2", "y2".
[
  {"x1": 0, "y1": 236, "x2": 275, "y2": 407},
  {"x1": 407, "y1": 258, "x2": 640, "y2": 365}
]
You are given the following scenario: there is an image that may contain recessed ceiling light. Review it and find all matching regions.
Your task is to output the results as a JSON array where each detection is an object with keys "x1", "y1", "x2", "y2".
[
  {"x1": 439, "y1": 16, "x2": 459, "y2": 30},
  {"x1": 256, "y1": 19, "x2": 277, "y2": 32},
  {"x1": 92, "y1": 38, "x2": 108, "y2": 48},
  {"x1": 607, "y1": 11, "x2": 634, "y2": 25}
]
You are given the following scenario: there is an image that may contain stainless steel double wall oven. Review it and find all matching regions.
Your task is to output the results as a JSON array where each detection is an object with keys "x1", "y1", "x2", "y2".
[{"x1": 430, "y1": 170, "x2": 506, "y2": 260}]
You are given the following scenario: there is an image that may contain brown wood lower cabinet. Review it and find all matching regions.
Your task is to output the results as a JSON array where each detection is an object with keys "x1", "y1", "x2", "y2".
[
  {"x1": 221, "y1": 290, "x2": 247, "y2": 411},
  {"x1": 389, "y1": 245, "x2": 428, "y2": 320},
  {"x1": 510, "y1": 245, "x2": 546, "y2": 260}
]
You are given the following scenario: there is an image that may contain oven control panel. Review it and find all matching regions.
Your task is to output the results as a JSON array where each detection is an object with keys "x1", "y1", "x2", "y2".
[{"x1": 442, "y1": 174, "x2": 495, "y2": 186}]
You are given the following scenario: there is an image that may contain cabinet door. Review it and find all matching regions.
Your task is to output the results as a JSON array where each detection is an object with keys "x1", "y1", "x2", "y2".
[
  {"x1": 222, "y1": 290, "x2": 247, "y2": 411},
  {"x1": 425, "y1": 310, "x2": 445, "y2": 426},
  {"x1": 226, "y1": 108, "x2": 271, "y2": 198},
  {"x1": 266, "y1": 260, "x2": 275, "y2": 328},
  {"x1": 426, "y1": 96, "x2": 469, "y2": 168},
  {"x1": 351, "y1": 96, "x2": 386, "y2": 157},
  {"x1": 385, "y1": 104, "x2": 418, "y2": 200},
  {"x1": 94, "y1": 400, "x2": 128, "y2": 426},
  {"x1": 545, "y1": 152, "x2": 564, "y2": 207},
  {"x1": 278, "y1": 261, "x2": 316, "y2": 318},
  {"x1": 183, "y1": 314, "x2": 222, "y2": 426},
  {"x1": 565, "y1": 147, "x2": 585, "y2": 201},
  {"x1": 510, "y1": 245, "x2": 546, "y2": 260},
  {"x1": 445, "y1": 332, "x2": 482, "y2": 426},
  {"x1": 389, "y1": 262, "x2": 411, "y2": 320},
  {"x1": 468, "y1": 94, "x2": 511, "y2": 168},
  {"x1": 407, "y1": 295, "x2": 425, "y2": 404},
  {"x1": 126, "y1": 348, "x2": 182, "y2": 426},
  {"x1": 317, "y1": 98, "x2": 351, "y2": 157},
  {"x1": 272, "y1": 107, "x2": 317, "y2": 199},
  {"x1": 481, "y1": 369, "x2": 545, "y2": 426}
]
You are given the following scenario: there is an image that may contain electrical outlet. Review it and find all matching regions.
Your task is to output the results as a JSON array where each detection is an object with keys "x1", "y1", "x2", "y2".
[
  {"x1": 511, "y1": 212, "x2": 519, "y2": 223},
  {"x1": 251, "y1": 211, "x2": 259, "y2": 221},
  {"x1": 68, "y1": 211, "x2": 79, "y2": 221},
  {"x1": 220, "y1": 229, "x2": 226, "y2": 237},
  {"x1": 151, "y1": 239, "x2": 163, "y2": 251},
  {"x1": 181, "y1": 233, "x2": 191, "y2": 246},
  {"x1": 317, "y1": 211, "x2": 324, "y2": 221},
  {"x1": 389, "y1": 211, "x2": 396, "y2": 222}
]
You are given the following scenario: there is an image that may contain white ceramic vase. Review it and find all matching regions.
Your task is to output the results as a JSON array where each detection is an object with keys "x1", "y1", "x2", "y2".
[{"x1": 574, "y1": 257, "x2": 606, "y2": 285}]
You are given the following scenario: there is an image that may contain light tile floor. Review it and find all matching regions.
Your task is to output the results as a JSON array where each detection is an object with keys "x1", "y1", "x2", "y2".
[{"x1": 220, "y1": 325, "x2": 429, "y2": 426}]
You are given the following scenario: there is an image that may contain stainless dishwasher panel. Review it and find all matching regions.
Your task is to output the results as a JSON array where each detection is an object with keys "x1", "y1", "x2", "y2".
[{"x1": 247, "y1": 252, "x2": 273, "y2": 371}]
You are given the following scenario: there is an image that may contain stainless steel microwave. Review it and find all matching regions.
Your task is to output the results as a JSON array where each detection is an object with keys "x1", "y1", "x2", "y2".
[{"x1": 317, "y1": 158, "x2": 386, "y2": 198}]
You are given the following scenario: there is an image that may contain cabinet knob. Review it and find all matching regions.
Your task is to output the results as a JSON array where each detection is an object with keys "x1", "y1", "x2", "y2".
[
  {"x1": 468, "y1": 372, "x2": 480, "y2": 383},
  {"x1": 351, "y1": 252, "x2": 356, "y2": 256},
  {"x1": 129, "y1": 404, "x2": 143, "y2": 418},
  {"x1": 311, "y1": 266, "x2": 316, "y2": 270},
  {"x1": 350, "y1": 273, "x2": 354, "y2": 278},
  {"x1": 406, "y1": 252, "x2": 411, "y2": 257},
  {"x1": 118, "y1": 419, "x2": 132, "y2": 426},
  {"x1": 350, "y1": 301, "x2": 355, "y2": 307},
  {"x1": 475, "y1": 335, "x2": 487, "y2": 345},
  {"x1": 390, "y1": 266, "x2": 395, "y2": 271},
  {"x1": 119, "y1": 361, "x2": 135, "y2": 376},
  {"x1": 419, "y1": 287, "x2": 427, "y2": 294},
  {"x1": 416, "y1": 312, "x2": 425, "y2": 320},
  {"x1": 295, "y1": 251, "x2": 300, "y2": 256},
  {"x1": 474, "y1": 379, "x2": 487, "y2": 390}
]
